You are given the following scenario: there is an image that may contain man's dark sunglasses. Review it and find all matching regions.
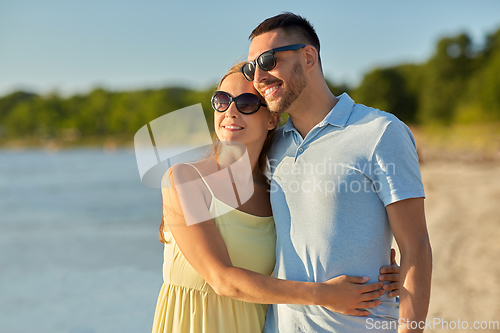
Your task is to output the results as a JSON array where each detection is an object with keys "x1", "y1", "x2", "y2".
[
  {"x1": 240, "y1": 44, "x2": 306, "y2": 81},
  {"x1": 211, "y1": 91, "x2": 267, "y2": 115}
]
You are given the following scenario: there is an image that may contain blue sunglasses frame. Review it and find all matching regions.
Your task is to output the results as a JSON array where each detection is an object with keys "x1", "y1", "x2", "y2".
[{"x1": 240, "y1": 44, "x2": 306, "y2": 81}]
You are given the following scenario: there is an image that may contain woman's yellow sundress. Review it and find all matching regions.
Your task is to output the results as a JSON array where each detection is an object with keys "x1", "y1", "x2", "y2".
[{"x1": 151, "y1": 164, "x2": 276, "y2": 333}]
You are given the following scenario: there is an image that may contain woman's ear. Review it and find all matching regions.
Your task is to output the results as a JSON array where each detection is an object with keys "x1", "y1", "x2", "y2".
[{"x1": 267, "y1": 112, "x2": 280, "y2": 130}]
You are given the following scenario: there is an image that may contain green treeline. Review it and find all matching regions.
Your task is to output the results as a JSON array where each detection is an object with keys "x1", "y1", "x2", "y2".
[
  {"x1": 0, "y1": 87, "x2": 215, "y2": 143},
  {"x1": 1, "y1": 28, "x2": 499, "y2": 144},
  {"x1": 351, "y1": 28, "x2": 500, "y2": 125}
]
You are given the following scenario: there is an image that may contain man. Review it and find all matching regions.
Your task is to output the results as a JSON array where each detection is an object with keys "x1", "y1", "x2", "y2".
[{"x1": 243, "y1": 13, "x2": 432, "y2": 333}]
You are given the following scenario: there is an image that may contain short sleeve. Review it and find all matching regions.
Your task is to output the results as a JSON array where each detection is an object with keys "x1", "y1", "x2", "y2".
[{"x1": 370, "y1": 120, "x2": 425, "y2": 206}]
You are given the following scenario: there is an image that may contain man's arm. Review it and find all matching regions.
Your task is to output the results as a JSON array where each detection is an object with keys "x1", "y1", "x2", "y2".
[{"x1": 386, "y1": 197, "x2": 432, "y2": 333}]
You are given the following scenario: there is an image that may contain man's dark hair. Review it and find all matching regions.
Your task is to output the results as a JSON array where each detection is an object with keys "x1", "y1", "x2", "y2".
[{"x1": 249, "y1": 12, "x2": 321, "y2": 66}]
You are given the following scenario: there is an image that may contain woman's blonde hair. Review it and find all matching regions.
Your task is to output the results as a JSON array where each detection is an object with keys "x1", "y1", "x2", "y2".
[{"x1": 158, "y1": 62, "x2": 278, "y2": 243}]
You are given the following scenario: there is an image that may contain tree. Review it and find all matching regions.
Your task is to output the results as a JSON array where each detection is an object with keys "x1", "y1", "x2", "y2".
[
  {"x1": 352, "y1": 66, "x2": 420, "y2": 123},
  {"x1": 418, "y1": 33, "x2": 476, "y2": 124}
]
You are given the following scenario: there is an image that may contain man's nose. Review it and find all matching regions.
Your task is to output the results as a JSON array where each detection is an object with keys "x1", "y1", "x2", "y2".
[{"x1": 253, "y1": 65, "x2": 269, "y2": 85}]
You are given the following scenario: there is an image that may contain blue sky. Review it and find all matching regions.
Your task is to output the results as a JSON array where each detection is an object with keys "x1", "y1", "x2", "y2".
[{"x1": 1, "y1": 0, "x2": 499, "y2": 96}]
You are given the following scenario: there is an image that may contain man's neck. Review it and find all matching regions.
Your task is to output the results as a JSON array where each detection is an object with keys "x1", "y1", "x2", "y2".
[{"x1": 287, "y1": 85, "x2": 339, "y2": 139}]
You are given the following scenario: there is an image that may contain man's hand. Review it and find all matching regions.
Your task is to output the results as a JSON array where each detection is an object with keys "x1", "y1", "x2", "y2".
[
  {"x1": 379, "y1": 248, "x2": 400, "y2": 297},
  {"x1": 317, "y1": 275, "x2": 384, "y2": 316}
]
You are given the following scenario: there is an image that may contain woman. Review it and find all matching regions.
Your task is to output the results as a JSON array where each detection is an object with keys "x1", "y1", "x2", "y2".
[{"x1": 151, "y1": 62, "x2": 400, "y2": 333}]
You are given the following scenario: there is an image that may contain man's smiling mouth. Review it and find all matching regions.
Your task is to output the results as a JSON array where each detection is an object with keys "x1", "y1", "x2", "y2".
[{"x1": 264, "y1": 84, "x2": 281, "y2": 98}]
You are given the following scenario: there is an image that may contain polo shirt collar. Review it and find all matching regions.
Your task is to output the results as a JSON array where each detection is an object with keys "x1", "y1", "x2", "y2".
[
  {"x1": 282, "y1": 92, "x2": 355, "y2": 136},
  {"x1": 282, "y1": 116, "x2": 296, "y2": 133}
]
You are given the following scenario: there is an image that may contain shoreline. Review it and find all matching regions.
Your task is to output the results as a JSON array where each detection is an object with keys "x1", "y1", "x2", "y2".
[
  {"x1": 0, "y1": 137, "x2": 138, "y2": 156},
  {"x1": 2, "y1": 141, "x2": 499, "y2": 164},
  {"x1": 2, "y1": 121, "x2": 500, "y2": 163}
]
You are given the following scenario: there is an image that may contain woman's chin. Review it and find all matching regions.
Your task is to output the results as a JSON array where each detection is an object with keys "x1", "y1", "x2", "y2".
[
  {"x1": 221, "y1": 138, "x2": 244, "y2": 146},
  {"x1": 219, "y1": 134, "x2": 242, "y2": 143}
]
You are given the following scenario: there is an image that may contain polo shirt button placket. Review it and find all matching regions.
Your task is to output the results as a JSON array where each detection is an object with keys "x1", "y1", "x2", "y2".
[{"x1": 294, "y1": 147, "x2": 304, "y2": 162}]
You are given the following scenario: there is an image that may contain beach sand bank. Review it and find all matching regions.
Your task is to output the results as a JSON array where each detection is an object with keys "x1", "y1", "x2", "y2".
[{"x1": 393, "y1": 160, "x2": 500, "y2": 332}]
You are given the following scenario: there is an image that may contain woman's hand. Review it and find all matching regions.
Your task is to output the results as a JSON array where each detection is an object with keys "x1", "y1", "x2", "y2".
[
  {"x1": 378, "y1": 248, "x2": 400, "y2": 298},
  {"x1": 316, "y1": 275, "x2": 384, "y2": 316},
  {"x1": 317, "y1": 248, "x2": 401, "y2": 315}
]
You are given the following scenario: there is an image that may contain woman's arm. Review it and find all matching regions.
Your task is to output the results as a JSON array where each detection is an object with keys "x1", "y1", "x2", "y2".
[{"x1": 162, "y1": 165, "x2": 387, "y2": 316}]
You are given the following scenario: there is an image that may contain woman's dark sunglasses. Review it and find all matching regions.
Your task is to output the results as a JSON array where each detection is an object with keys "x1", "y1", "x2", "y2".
[
  {"x1": 211, "y1": 91, "x2": 267, "y2": 115},
  {"x1": 240, "y1": 44, "x2": 306, "y2": 81}
]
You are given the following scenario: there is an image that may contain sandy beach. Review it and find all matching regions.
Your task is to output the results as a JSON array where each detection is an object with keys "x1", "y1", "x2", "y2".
[{"x1": 401, "y1": 160, "x2": 500, "y2": 332}]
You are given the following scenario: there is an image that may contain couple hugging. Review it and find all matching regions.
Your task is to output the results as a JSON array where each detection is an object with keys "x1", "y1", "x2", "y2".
[{"x1": 151, "y1": 12, "x2": 432, "y2": 333}]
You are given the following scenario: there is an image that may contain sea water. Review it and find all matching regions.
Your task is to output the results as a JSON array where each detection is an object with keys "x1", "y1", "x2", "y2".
[{"x1": 0, "y1": 148, "x2": 166, "y2": 333}]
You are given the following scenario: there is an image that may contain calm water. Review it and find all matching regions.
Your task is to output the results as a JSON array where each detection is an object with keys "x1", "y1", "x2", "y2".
[{"x1": 0, "y1": 148, "x2": 166, "y2": 333}]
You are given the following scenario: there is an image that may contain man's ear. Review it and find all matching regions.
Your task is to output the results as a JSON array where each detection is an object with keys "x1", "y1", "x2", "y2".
[
  {"x1": 267, "y1": 112, "x2": 280, "y2": 130},
  {"x1": 303, "y1": 45, "x2": 318, "y2": 73}
]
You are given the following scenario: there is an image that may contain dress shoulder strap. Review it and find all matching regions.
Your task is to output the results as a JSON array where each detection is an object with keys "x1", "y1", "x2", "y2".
[{"x1": 183, "y1": 163, "x2": 215, "y2": 198}]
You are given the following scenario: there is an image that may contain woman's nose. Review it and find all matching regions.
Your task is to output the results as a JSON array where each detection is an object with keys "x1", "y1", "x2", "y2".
[{"x1": 225, "y1": 103, "x2": 239, "y2": 118}]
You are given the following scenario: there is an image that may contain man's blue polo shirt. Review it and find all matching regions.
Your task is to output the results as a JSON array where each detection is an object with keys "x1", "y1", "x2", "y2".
[{"x1": 263, "y1": 93, "x2": 425, "y2": 333}]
